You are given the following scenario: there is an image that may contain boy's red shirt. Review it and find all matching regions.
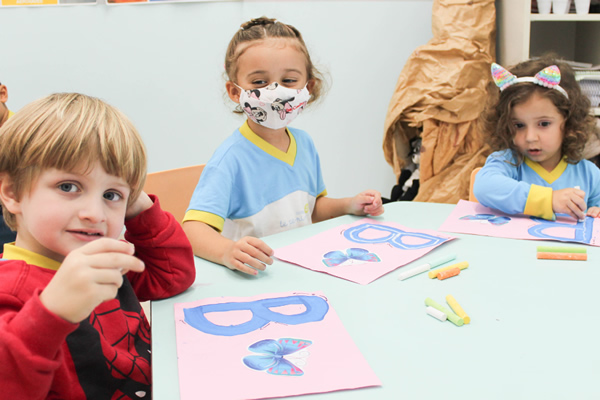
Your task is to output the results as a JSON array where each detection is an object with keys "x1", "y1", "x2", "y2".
[{"x1": 0, "y1": 195, "x2": 196, "y2": 399}]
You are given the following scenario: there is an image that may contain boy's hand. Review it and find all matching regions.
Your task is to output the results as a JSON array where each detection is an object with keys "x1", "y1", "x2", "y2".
[
  {"x1": 349, "y1": 190, "x2": 385, "y2": 217},
  {"x1": 125, "y1": 191, "x2": 154, "y2": 220},
  {"x1": 222, "y1": 236, "x2": 273, "y2": 276},
  {"x1": 39, "y1": 238, "x2": 145, "y2": 324},
  {"x1": 552, "y1": 188, "x2": 586, "y2": 220},
  {"x1": 587, "y1": 206, "x2": 600, "y2": 218}
]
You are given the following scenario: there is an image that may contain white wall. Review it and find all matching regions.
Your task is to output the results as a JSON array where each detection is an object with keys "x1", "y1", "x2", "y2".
[{"x1": 0, "y1": 0, "x2": 433, "y2": 198}]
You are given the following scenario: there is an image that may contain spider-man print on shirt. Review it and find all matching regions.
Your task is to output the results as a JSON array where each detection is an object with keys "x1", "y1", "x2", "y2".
[{"x1": 66, "y1": 279, "x2": 151, "y2": 399}]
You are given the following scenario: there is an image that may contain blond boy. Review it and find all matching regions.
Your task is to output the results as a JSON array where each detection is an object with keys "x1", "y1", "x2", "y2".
[{"x1": 0, "y1": 93, "x2": 195, "y2": 398}]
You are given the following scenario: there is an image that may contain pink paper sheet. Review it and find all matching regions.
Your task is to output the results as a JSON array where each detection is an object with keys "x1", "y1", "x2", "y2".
[
  {"x1": 275, "y1": 218, "x2": 455, "y2": 284},
  {"x1": 174, "y1": 291, "x2": 381, "y2": 400},
  {"x1": 439, "y1": 200, "x2": 600, "y2": 246}
]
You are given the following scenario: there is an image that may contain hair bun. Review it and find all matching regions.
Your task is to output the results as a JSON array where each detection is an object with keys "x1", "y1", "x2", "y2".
[{"x1": 241, "y1": 16, "x2": 276, "y2": 30}]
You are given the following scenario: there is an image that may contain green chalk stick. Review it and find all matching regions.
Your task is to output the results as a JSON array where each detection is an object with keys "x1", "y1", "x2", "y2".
[
  {"x1": 424, "y1": 297, "x2": 464, "y2": 327},
  {"x1": 536, "y1": 246, "x2": 587, "y2": 254}
]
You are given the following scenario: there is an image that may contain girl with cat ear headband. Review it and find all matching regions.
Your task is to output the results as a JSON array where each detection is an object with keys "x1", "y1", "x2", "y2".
[{"x1": 473, "y1": 57, "x2": 599, "y2": 222}]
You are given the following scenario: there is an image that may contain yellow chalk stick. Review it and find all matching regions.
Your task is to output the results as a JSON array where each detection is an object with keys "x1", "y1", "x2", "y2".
[
  {"x1": 446, "y1": 294, "x2": 470, "y2": 324},
  {"x1": 428, "y1": 261, "x2": 469, "y2": 279}
]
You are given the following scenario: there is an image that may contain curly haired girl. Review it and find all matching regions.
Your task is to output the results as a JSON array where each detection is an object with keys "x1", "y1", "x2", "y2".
[{"x1": 474, "y1": 55, "x2": 599, "y2": 220}]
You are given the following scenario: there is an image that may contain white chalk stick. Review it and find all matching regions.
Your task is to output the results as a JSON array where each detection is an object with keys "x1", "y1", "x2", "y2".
[{"x1": 426, "y1": 306, "x2": 447, "y2": 322}]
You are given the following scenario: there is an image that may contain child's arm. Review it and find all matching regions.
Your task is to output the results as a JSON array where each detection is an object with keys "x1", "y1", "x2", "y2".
[
  {"x1": 182, "y1": 220, "x2": 273, "y2": 276},
  {"x1": 474, "y1": 152, "x2": 558, "y2": 219},
  {"x1": 1, "y1": 290, "x2": 76, "y2": 397},
  {"x1": 312, "y1": 190, "x2": 384, "y2": 223},
  {"x1": 123, "y1": 193, "x2": 196, "y2": 301}
]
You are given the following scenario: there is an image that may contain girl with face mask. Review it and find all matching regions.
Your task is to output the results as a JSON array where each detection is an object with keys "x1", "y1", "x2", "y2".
[{"x1": 182, "y1": 17, "x2": 385, "y2": 276}]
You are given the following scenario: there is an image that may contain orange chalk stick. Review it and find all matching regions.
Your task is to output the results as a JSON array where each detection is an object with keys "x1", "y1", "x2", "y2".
[
  {"x1": 537, "y1": 252, "x2": 587, "y2": 261},
  {"x1": 437, "y1": 267, "x2": 461, "y2": 280}
]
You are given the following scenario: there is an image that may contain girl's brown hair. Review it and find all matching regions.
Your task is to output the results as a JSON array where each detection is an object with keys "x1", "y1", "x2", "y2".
[
  {"x1": 479, "y1": 54, "x2": 596, "y2": 164},
  {"x1": 224, "y1": 16, "x2": 325, "y2": 111}
]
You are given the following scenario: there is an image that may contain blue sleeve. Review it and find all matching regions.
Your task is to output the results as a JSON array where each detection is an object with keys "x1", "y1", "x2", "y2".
[
  {"x1": 315, "y1": 145, "x2": 326, "y2": 196},
  {"x1": 186, "y1": 163, "x2": 233, "y2": 220},
  {"x1": 583, "y1": 160, "x2": 600, "y2": 208},
  {"x1": 473, "y1": 151, "x2": 531, "y2": 215}
]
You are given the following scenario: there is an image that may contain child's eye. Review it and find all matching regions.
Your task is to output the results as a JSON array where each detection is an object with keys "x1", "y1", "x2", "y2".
[
  {"x1": 103, "y1": 191, "x2": 123, "y2": 202},
  {"x1": 513, "y1": 123, "x2": 525, "y2": 130},
  {"x1": 282, "y1": 78, "x2": 298, "y2": 85},
  {"x1": 539, "y1": 121, "x2": 551, "y2": 127},
  {"x1": 58, "y1": 183, "x2": 78, "y2": 193},
  {"x1": 251, "y1": 79, "x2": 268, "y2": 87}
]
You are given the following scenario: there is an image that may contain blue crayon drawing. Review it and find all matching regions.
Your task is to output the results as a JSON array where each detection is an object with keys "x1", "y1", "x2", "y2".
[
  {"x1": 343, "y1": 223, "x2": 447, "y2": 250},
  {"x1": 183, "y1": 295, "x2": 329, "y2": 336},
  {"x1": 459, "y1": 214, "x2": 511, "y2": 226},
  {"x1": 322, "y1": 248, "x2": 380, "y2": 267},
  {"x1": 243, "y1": 338, "x2": 312, "y2": 376},
  {"x1": 528, "y1": 215, "x2": 593, "y2": 244}
]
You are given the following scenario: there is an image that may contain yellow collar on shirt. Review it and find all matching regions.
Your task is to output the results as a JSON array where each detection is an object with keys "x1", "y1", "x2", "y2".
[
  {"x1": 239, "y1": 121, "x2": 297, "y2": 166},
  {"x1": 2, "y1": 243, "x2": 61, "y2": 271},
  {"x1": 524, "y1": 156, "x2": 568, "y2": 184}
]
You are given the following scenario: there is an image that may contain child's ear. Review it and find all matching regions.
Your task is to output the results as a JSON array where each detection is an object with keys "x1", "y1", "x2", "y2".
[
  {"x1": 306, "y1": 78, "x2": 316, "y2": 94},
  {"x1": 225, "y1": 81, "x2": 241, "y2": 103},
  {"x1": 0, "y1": 174, "x2": 21, "y2": 215},
  {"x1": 0, "y1": 85, "x2": 7, "y2": 103}
]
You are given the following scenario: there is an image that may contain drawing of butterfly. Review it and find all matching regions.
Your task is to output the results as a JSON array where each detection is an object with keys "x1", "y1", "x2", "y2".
[
  {"x1": 460, "y1": 214, "x2": 511, "y2": 226},
  {"x1": 322, "y1": 248, "x2": 381, "y2": 267},
  {"x1": 243, "y1": 338, "x2": 312, "y2": 376}
]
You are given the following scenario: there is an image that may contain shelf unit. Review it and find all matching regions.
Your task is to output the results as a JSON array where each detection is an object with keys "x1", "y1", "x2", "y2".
[
  {"x1": 496, "y1": 0, "x2": 600, "y2": 66},
  {"x1": 496, "y1": 0, "x2": 600, "y2": 115}
]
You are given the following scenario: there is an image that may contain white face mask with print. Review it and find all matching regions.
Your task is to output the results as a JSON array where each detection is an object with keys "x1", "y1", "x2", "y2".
[{"x1": 237, "y1": 82, "x2": 310, "y2": 130}]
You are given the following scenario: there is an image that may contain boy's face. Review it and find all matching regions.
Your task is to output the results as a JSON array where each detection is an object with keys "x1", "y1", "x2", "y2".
[{"x1": 11, "y1": 161, "x2": 131, "y2": 262}]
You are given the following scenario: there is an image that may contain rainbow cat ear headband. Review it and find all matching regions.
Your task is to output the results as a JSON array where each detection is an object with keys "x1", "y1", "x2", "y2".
[{"x1": 491, "y1": 62, "x2": 569, "y2": 99}]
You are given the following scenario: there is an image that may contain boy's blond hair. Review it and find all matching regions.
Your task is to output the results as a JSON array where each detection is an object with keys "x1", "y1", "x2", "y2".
[{"x1": 0, "y1": 92, "x2": 147, "y2": 230}]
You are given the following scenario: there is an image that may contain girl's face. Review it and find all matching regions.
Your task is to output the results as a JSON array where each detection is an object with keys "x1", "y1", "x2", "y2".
[
  {"x1": 229, "y1": 38, "x2": 310, "y2": 93},
  {"x1": 511, "y1": 91, "x2": 565, "y2": 172}
]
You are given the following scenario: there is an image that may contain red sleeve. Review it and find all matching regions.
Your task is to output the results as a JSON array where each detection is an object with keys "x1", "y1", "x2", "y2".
[
  {"x1": 124, "y1": 194, "x2": 196, "y2": 302},
  {"x1": 0, "y1": 283, "x2": 78, "y2": 398}
]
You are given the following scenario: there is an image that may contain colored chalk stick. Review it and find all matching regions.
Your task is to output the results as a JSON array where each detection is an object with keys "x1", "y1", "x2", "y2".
[
  {"x1": 424, "y1": 298, "x2": 464, "y2": 326},
  {"x1": 398, "y1": 263, "x2": 431, "y2": 281},
  {"x1": 446, "y1": 295, "x2": 470, "y2": 324},
  {"x1": 437, "y1": 267, "x2": 460, "y2": 280},
  {"x1": 536, "y1": 246, "x2": 586, "y2": 254},
  {"x1": 398, "y1": 254, "x2": 457, "y2": 281},
  {"x1": 537, "y1": 252, "x2": 587, "y2": 261},
  {"x1": 429, "y1": 261, "x2": 469, "y2": 279},
  {"x1": 426, "y1": 306, "x2": 447, "y2": 322},
  {"x1": 428, "y1": 253, "x2": 458, "y2": 268}
]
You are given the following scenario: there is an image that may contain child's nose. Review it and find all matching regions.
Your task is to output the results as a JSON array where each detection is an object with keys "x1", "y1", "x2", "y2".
[
  {"x1": 525, "y1": 127, "x2": 538, "y2": 142},
  {"x1": 78, "y1": 197, "x2": 106, "y2": 223}
]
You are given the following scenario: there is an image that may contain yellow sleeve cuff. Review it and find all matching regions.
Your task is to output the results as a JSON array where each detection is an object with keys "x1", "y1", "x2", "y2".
[
  {"x1": 182, "y1": 210, "x2": 225, "y2": 232},
  {"x1": 524, "y1": 184, "x2": 555, "y2": 220},
  {"x1": 317, "y1": 189, "x2": 328, "y2": 198}
]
